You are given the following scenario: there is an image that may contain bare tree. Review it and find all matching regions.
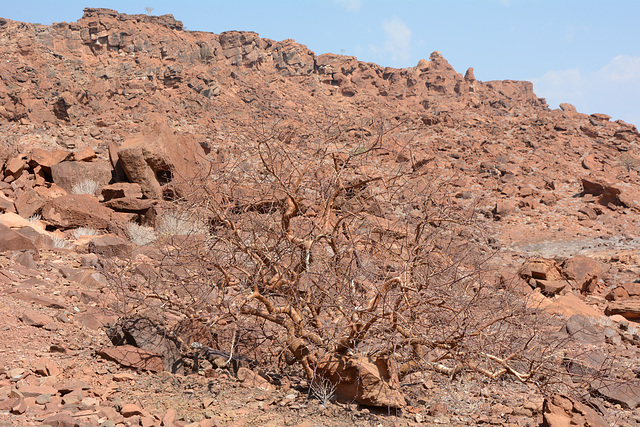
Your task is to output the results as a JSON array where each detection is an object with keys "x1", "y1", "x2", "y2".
[{"x1": 106, "y1": 117, "x2": 560, "y2": 402}]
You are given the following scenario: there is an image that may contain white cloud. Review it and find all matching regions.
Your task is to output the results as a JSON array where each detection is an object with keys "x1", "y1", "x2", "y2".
[
  {"x1": 332, "y1": 0, "x2": 362, "y2": 12},
  {"x1": 532, "y1": 55, "x2": 640, "y2": 127},
  {"x1": 369, "y1": 16, "x2": 412, "y2": 66}
]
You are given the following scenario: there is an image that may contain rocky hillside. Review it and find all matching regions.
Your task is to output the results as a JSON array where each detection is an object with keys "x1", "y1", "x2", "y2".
[{"x1": 0, "y1": 8, "x2": 640, "y2": 427}]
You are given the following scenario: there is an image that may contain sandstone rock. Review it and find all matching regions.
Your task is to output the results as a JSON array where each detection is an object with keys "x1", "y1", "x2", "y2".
[
  {"x1": 605, "y1": 298, "x2": 640, "y2": 320},
  {"x1": 72, "y1": 147, "x2": 97, "y2": 161},
  {"x1": 50, "y1": 160, "x2": 113, "y2": 194},
  {"x1": 33, "y1": 357, "x2": 60, "y2": 377},
  {"x1": 97, "y1": 345, "x2": 165, "y2": 372},
  {"x1": 236, "y1": 367, "x2": 276, "y2": 391},
  {"x1": 104, "y1": 197, "x2": 155, "y2": 212},
  {"x1": 520, "y1": 258, "x2": 563, "y2": 281},
  {"x1": 105, "y1": 317, "x2": 182, "y2": 372},
  {"x1": 101, "y1": 182, "x2": 143, "y2": 201},
  {"x1": 117, "y1": 124, "x2": 206, "y2": 199},
  {"x1": 3, "y1": 155, "x2": 27, "y2": 180},
  {"x1": 542, "y1": 394, "x2": 607, "y2": 427},
  {"x1": 120, "y1": 403, "x2": 144, "y2": 417},
  {"x1": 162, "y1": 407, "x2": 178, "y2": 426},
  {"x1": 559, "y1": 103, "x2": 577, "y2": 113},
  {"x1": 17, "y1": 384, "x2": 57, "y2": 398},
  {"x1": 28, "y1": 148, "x2": 70, "y2": 171},
  {"x1": 87, "y1": 234, "x2": 132, "y2": 258},
  {"x1": 0, "y1": 223, "x2": 39, "y2": 255},
  {"x1": 41, "y1": 194, "x2": 112, "y2": 229},
  {"x1": 14, "y1": 188, "x2": 46, "y2": 218},
  {"x1": 562, "y1": 256, "x2": 601, "y2": 293},
  {"x1": 34, "y1": 183, "x2": 68, "y2": 200},
  {"x1": 316, "y1": 354, "x2": 405, "y2": 408},
  {"x1": 43, "y1": 412, "x2": 79, "y2": 426},
  {"x1": 19, "y1": 309, "x2": 54, "y2": 328},
  {"x1": 0, "y1": 192, "x2": 15, "y2": 213},
  {"x1": 590, "y1": 380, "x2": 640, "y2": 409},
  {"x1": 534, "y1": 279, "x2": 567, "y2": 295}
]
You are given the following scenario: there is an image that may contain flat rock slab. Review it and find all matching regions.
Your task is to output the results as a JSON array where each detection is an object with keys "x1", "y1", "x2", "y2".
[
  {"x1": 97, "y1": 345, "x2": 165, "y2": 372},
  {"x1": 591, "y1": 380, "x2": 640, "y2": 409}
]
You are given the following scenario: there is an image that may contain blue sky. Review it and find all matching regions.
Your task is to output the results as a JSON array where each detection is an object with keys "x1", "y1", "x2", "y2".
[{"x1": 3, "y1": 1, "x2": 639, "y2": 126}]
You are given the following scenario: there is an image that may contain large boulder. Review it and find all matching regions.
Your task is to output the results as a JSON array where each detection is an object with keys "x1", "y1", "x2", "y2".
[
  {"x1": 41, "y1": 194, "x2": 113, "y2": 230},
  {"x1": 51, "y1": 160, "x2": 113, "y2": 194},
  {"x1": 315, "y1": 354, "x2": 405, "y2": 408},
  {"x1": 117, "y1": 125, "x2": 207, "y2": 199}
]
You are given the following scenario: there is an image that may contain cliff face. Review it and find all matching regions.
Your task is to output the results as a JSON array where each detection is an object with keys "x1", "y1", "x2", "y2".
[{"x1": 0, "y1": 8, "x2": 544, "y2": 129}]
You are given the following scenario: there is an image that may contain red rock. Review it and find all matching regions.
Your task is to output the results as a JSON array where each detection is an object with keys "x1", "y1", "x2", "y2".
[
  {"x1": 87, "y1": 234, "x2": 132, "y2": 258},
  {"x1": 162, "y1": 407, "x2": 178, "y2": 425},
  {"x1": 28, "y1": 148, "x2": 70, "y2": 170},
  {"x1": 236, "y1": 367, "x2": 276, "y2": 391},
  {"x1": 101, "y1": 182, "x2": 143, "y2": 201},
  {"x1": 0, "y1": 223, "x2": 39, "y2": 255},
  {"x1": 542, "y1": 394, "x2": 607, "y2": 427},
  {"x1": 42, "y1": 412, "x2": 77, "y2": 427},
  {"x1": 50, "y1": 160, "x2": 112, "y2": 194},
  {"x1": 117, "y1": 124, "x2": 207, "y2": 199},
  {"x1": 605, "y1": 298, "x2": 640, "y2": 320},
  {"x1": 41, "y1": 194, "x2": 113, "y2": 230},
  {"x1": 316, "y1": 354, "x2": 405, "y2": 408},
  {"x1": 34, "y1": 358, "x2": 60, "y2": 377},
  {"x1": 10, "y1": 397, "x2": 27, "y2": 414},
  {"x1": 96, "y1": 345, "x2": 165, "y2": 372},
  {"x1": 19, "y1": 310, "x2": 54, "y2": 328},
  {"x1": 562, "y1": 255, "x2": 602, "y2": 293},
  {"x1": 120, "y1": 402, "x2": 144, "y2": 417},
  {"x1": 4, "y1": 155, "x2": 27, "y2": 180},
  {"x1": 13, "y1": 188, "x2": 46, "y2": 218},
  {"x1": 72, "y1": 147, "x2": 97, "y2": 162},
  {"x1": 520, "y1": 258, "x2": 563, "y2": 281},
  {"x1": 17, "y1": 384, "x2": 57, "y2": 398}
]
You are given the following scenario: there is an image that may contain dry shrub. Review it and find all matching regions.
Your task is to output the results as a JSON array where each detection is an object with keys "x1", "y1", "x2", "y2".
[{"x1": 105, "y1": 118, "x2": 561, "y2": 392}]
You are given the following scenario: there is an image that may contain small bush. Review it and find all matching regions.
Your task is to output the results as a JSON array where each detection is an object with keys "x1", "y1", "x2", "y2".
[
  {"x1": 71, "y1": 179, "x2": 101, "y2": 196},
  {"x1": 127, "y1": 222, "x2": 157, "y2": 246},
  {"x1": 156, "y1": 210, "x2": 208, "y2": 237},
  {"x1": 27, "y1": 214, "x2": 42, "y2": 223},
  {"x1": 51, "y1": 237, "x2": 72, "y2": 249},
  {"x1": 72, "y1": 227, "x2": 100, "y2": 240}
]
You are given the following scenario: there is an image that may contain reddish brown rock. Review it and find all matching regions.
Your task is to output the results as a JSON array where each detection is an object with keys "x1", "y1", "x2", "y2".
[
  {"x1": 96, "y1": 345, "x2": 165, "y2": 372},
  {"x1": 236, "y1": 367, "x2": 276, "y2": 391},
  {"x1": 50, "y1": 160, "x2": 113, "y2": 194},
  {"x1": 0, "y1": 223, "x2": 39, "y2": 255},
  {"x1": 520, "y1": 258, "x2": 563, "y2": 282},
  {"x1": 605, "y1": 298, "x2": 640, "y2": 320},
  {"x1": 101, "y1": 182, "x2": 143, "y2": 201},
  {"x1": 13, "y1": 188, "x2": 46, "y2": 219},
  {"x1": 41, "y1": 194, "x2": 113, "y2": 229},
  {"x1": 117, "y1": 124, "x2": 206, "y2": 199},
  {"x1": 120, "y1": 402, "x2": 144, "y2": 417},
  {"x1": 72, "y1": 147, "x2": 97, "y2": 162},
  {"x1": 28, "y1": 148, "x2": 70, "y2": 170},
  {"x1": 562, "y1": 255, "x2": 602, "y2": 293},
  {"x1": 316, "y1": 354, "x2": 405, "y2": 408},
  {"x1": 542, "y1": 394, "x2": 607, "y2": 427},
  {"x1": 3, "y1": 155, "x2": 27, "y2": 181},
  {"x1": 19, "y1": 310, "x2": 54, "y2": 328},
  {"x1": 87, "y1": 234, "x2": 132, "y2": 257}
]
